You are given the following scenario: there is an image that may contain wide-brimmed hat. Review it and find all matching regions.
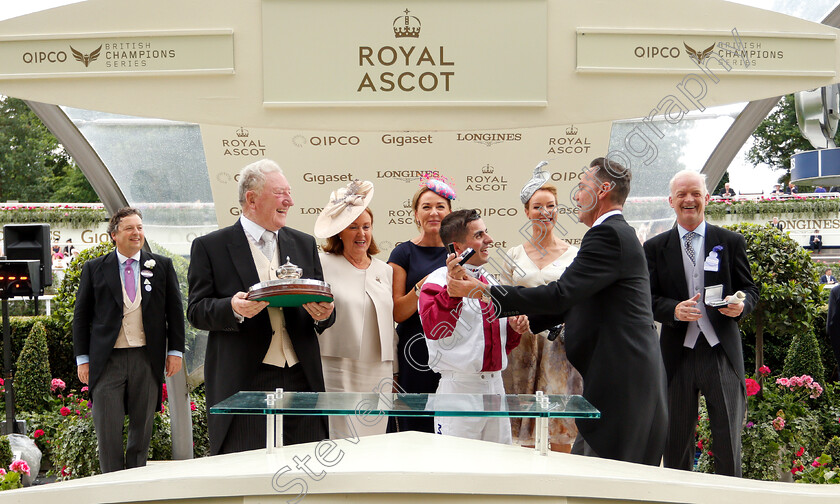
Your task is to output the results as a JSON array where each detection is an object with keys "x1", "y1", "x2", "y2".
[
  {"x1": 520, "y1": 161, "x2": 550, "y2": 205},
  {"x1": 314, "y1": 180, "x2": 375, "y2": 238}
]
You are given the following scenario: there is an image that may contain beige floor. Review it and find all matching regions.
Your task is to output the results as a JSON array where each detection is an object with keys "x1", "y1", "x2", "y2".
[{"x1": 9, "y1": 432, "x2": 840, "y2": 504}]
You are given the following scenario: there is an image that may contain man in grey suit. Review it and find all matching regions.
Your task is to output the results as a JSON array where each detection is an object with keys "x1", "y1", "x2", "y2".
[
  {"x1": 447, "y1": 157, "x2": 668, "y2": 465},
  {"x1": 73, "y1": 207, "x2": 185, "y2": 473},
  {"x1": 644, "y1": 170, "x2": 758, "y2": 477}
]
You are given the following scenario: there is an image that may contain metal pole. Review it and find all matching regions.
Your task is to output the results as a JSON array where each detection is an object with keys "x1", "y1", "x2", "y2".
[{"x1": 2, "y1": 299, "x2": 16, "y2": 435}]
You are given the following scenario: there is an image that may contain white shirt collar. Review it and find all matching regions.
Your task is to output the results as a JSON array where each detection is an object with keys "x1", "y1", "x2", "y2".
[
  {"x1": 116, "y1": 249, "x2": 141, "y2": 264},
  {"x1": 240, "y1": 215, "x2": 273, "y2": 243},
  {"x1": 677, "y1": 220, "x2": 706, "y2": 239},
  {"x1": 592, "y1": 210, "x2": 622, "y2": 227}
]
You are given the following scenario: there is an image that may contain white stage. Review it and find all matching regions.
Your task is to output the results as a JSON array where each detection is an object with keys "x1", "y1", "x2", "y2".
[{"x1": 7, "y1": 432, "x2": 840, "y2": 503}]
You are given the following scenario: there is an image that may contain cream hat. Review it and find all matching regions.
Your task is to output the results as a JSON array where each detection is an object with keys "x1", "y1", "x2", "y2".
[
  {"x1": 519, "y1": 161, "x2": 550, "y2": 205},
  {"x1": 314, "y1": 180, "x2": 375, "y2": 238}
]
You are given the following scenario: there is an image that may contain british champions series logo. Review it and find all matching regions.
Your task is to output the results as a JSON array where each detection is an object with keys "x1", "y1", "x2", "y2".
[
  {"x1": 70, "y1": 45, "x2": 102, "y2": 67},
  {"x1": 683, "y1": 43, "x2": 716, "y2": 64},
  {"x1": 357, "y1": 9, "x2": 455, "y2": 93}
]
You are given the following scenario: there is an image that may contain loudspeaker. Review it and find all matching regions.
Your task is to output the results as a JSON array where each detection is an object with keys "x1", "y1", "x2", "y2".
[{"x1": 2, "y1": 224, "x2": 51, "y2": 292}]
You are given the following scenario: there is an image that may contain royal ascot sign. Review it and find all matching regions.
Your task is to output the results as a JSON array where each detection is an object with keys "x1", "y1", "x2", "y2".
[
  {"x1": 261, "y1": 0, "x2": 547, "y2": 106},
  {"x1": 0, "y1": 31, "x2": 233, "y2": 79},
  {"x1": 577, "y1": 29, "x2": 836, "y2": 76}
]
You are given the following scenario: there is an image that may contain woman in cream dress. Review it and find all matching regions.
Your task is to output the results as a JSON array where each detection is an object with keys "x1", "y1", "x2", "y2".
[
  {"x1": 501, "y1": 164, "x2": 583, "y2": 452},
  {"x1": 314, "y1": 180, "x2": 396, "y2": 438}
]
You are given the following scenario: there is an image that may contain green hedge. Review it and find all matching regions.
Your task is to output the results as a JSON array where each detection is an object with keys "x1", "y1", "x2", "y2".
[
  {"x1": 0, "y1": 316, "x2": 77, "y2": 390},
  {"x1": 14, "y1": 321, "x2": 52, "y2": 413}
]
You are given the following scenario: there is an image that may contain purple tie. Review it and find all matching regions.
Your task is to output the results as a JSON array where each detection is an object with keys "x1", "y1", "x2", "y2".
[{"x1": 125, "y1": 258, "x2": 136, "y2": 302}]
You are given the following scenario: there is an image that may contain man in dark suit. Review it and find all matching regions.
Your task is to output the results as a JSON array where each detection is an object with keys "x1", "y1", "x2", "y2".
[
  {"x1": 643, "y1": 170, "x2": 758, "y2": 477},
  {"x1": 810, "y1": 230, "x2": 823, "y2": 254},
  {"x1": 826, "y1": 286, "x2": 840, "y2": 381},
  {"x1": 188, "y1": 159, "x2": 334, "y2": 454},
  {"x1": 447, "y1": 157, "x2": 667, "y2": 465},
  {"x1": 820, "y1": 268, "x2": 836, "y2": 285},
  {"x1": 73, "y1": 207, "x2": 185, "y2": 473},
  {"x1": 718, "y1": 182, "x2": 736, "y2": 198}
]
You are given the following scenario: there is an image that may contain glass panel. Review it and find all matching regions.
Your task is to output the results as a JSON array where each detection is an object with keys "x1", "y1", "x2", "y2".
[
  {"x1": 615, "y1": 110, "x2": 736, "y2": 237},
  {"x1": 61, "y1": 106, "x2": 213, "y2": 376},
  {"x1": 210, "y1": 391, "x2": 600, "y2": 418}
]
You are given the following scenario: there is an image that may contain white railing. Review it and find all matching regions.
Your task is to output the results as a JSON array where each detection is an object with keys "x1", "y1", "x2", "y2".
[{"x1": 5, "y1": 294, "x2": 55, "y2": 316}]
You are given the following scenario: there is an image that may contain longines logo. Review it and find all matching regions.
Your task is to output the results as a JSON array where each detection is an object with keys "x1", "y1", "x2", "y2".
[
  {"x1": 70, "y1": 45, "x2": 101, "y2": 67},
  {"x1": 455, "y1": 132, "x2": 522, "y2": 147},
  {"x1": 374, "y1": 169, "x2": 438, "y2": 184},
  {"x1": 222, "y1": 127, "x2": 266, "y2": 157},
  {"x1": 357, "y1": 8, "x2": 455, "y2": 93},
  {"x1": 546, "y1": 126, "x2": 591, "y2": 155},
  {"x1": 291, "y1": 135, "x2": 361, "y2": 147},
  {"x1": 22, "y1": 41, "x2": 177, "y2": 69},
  {"x1": 465, "y1": 165, "x2": 507, "y2": 192}
]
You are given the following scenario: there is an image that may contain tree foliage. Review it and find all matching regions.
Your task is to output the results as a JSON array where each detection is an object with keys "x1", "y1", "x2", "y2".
[
  {"x1": 14, "y1": 321, "x2": 52, "y2": 413},
  {"x1": 725, "y1": 222, "x2": 823, "y2": 373},
  {"x1": 783, "y1": 331, "x2": 826, "y2": 384},
  {"x1": 0, "y1": 96, "x2": 98, "y2": 203},
  {"x1": 747, "y1": 94, "x2": 840, "y2": 182}
]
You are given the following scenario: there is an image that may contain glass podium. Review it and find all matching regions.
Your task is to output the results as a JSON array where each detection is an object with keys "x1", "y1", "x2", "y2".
[{"x1": 211, "y1": 391, "x2": 600, "y2": 456}]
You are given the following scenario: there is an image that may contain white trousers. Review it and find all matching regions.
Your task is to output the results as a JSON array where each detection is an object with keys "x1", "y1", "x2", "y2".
[{"x1": 433, "y1": 371, "x2": 512, "y2": 445}]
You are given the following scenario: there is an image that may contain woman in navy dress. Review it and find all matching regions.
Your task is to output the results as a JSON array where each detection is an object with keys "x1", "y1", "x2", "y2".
[{"x1": 388, "y1": 173, "x2": 456, "y2": 433}]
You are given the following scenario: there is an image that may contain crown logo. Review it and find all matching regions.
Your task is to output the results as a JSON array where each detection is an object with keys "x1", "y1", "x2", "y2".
[
  {"x1": 481, "y1": 164, "x2": 495, "y2": 174},
  {"x1": 236, "y1": 127, "x2": 250, "y2": 138},
  {"x1": 565, "y1": 125, "x2": 578, "y2": 136},
  {"x1": 402, "y1": 199, "x2": 412, "y2": 209},
  {"x1": 393, "y1": 9, "x2": 421, "y2": 38}
]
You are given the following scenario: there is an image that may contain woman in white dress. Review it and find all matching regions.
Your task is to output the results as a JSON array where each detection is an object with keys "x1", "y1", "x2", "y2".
[
  {"x1": 314, "y1": 180, "x2": 396, "y2": 438},
  {"x1": 501, "y1": 163, "x2": 583, "y2": 452}
]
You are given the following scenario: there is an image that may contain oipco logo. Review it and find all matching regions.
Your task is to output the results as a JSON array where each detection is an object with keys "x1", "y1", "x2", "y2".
[
  {"x1": 551, "y1": 171, "x2": 583, "y2": 182},
  {"x1": 634, "y1": 46, "x2": 681, "y2": 59},
  {"x1": 291, "y1": 135, "x2": 361, "y2": 147},
  {"x1": 475, "y1": 208, "x2": 518, "y2": 218}
]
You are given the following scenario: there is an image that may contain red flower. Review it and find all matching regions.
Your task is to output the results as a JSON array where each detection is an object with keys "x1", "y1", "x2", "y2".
[
  {"x1": 161, "y1": 383, "x2": 168, "y2": 402},
  {"x1": 61, "y1": 466, "x2": 70, "y2": 477},
  {"x1": 60, "y1": 406, "x2": 71, "y2": 416},
  {"x1": 33, "y1": 429, "x2": 45, "y2": 439},
  {"x1": 190, "y1": 401, "x2": 197, "y2": 411},
  {"x1": 759, "y1": 365, "x2": 771, "y2": 376},
  {"x1": 745, "y1": 378, "x2": 760, "y2": 396},
  {"x1": 796, "y1": 446, "x2": 805, "y2": 457}
]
